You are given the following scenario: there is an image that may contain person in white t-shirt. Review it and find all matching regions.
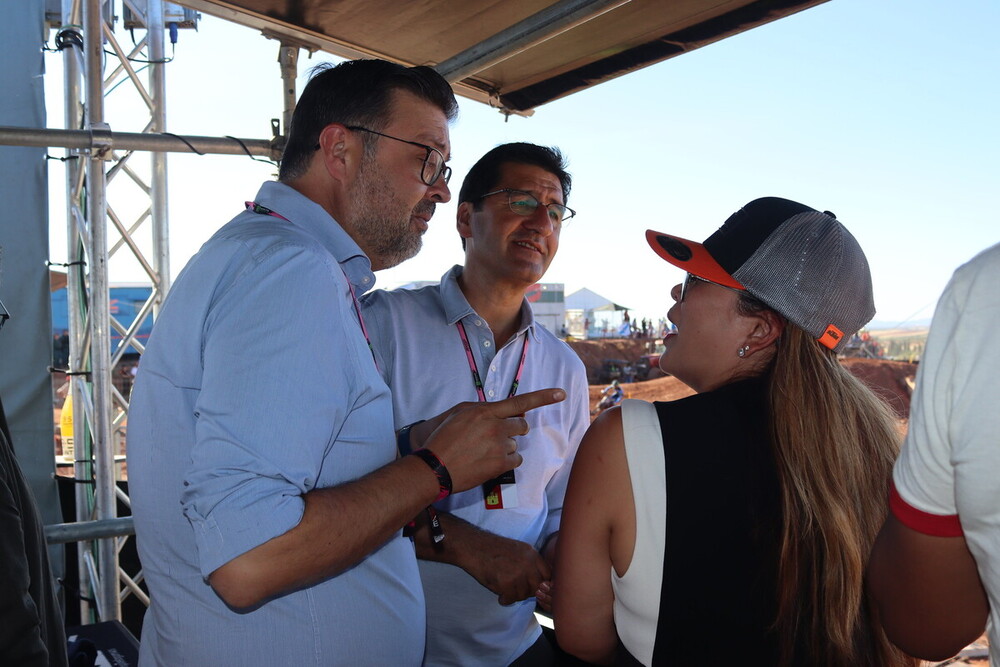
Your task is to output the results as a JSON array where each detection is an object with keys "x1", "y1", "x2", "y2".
[{"x1": 868, "y1": 242, "x2": 1000, "y2": 663}]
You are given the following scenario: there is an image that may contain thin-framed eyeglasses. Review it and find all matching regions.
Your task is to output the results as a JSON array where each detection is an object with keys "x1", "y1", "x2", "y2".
[
  {"x1": 0, "y1": 298, "x2": 10, "y2": 331},
  {"x1": 480, "y1": 189, "x2": 576, "y2": 225},
  {"x1": 345, "y1": 126, "x2": 451, "y2": 186},
  {"x1": 680, "y1": 273, "x2": 743, "y2": 302}
]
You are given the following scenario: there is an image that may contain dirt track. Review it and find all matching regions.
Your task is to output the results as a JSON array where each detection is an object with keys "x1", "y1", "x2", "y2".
[{"x1": 572, "y1": 338, "x2": 917, "y2": 422}]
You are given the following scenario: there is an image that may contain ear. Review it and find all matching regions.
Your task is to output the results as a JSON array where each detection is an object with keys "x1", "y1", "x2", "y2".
[
  {"x1": 744, "y1": 309, "x2": 785, "y2": 356},
  {"x1": 316, "y1": 123, "x2": 352, "y2": 183},
  {"x1": 456, "y1": 201, "x2": 474, "y2": 242}
]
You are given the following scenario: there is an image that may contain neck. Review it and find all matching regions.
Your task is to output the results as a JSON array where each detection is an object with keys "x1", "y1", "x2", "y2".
[
  {"x1": 283, "y1": 175, "x2": 333, "y2": 215},
  {"x1": 283, "y1": 175, "x2": 388, "y2": 269},
  {"x1": 457, "y1": 268, "x2": 526, "y2": 347}
]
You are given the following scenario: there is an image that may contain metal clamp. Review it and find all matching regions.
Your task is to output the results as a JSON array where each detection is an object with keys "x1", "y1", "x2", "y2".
[{"x1": 88, "y1": 122, "x2": 113, "y2": 160}]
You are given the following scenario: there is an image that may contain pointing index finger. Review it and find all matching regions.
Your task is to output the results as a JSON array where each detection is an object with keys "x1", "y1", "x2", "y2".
[{"x1": 491, "y1": 388, "x2": 565, "y2": 418}]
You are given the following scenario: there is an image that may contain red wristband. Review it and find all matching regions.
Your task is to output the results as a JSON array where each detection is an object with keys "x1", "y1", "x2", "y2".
[{"x1": 410, "y1": 448, "x2": 452, "y2": 501}]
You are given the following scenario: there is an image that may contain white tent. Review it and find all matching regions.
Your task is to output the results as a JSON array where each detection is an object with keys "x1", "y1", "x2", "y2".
[{"x1": 565, "y1": 288, "x2": 631, "y2": 338}]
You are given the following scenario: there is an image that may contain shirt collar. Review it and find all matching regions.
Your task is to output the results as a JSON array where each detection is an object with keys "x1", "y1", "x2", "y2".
[
  {"x1": 438, "y1": 265, "x2": 539, "y2": 341},
  {"x1": 249, "y1": 181, "x2": 376, "y2": 293}
]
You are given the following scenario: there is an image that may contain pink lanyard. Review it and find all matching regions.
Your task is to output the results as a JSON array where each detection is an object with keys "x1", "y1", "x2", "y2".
[
  {"x1": 455, "y1": 320, "x2": 529, "y2": 402},
  {"x1": 246, "y1": 201, "x2": 379, "y2": 371}
]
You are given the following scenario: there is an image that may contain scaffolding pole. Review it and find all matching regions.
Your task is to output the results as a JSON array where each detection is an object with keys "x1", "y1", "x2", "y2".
[
  {"x1": 58, "y1": 0, "x2": 94, "y2": 625},
  {"x1": 148, "y1": 0, "x2": 170, "y2": 301},
  {"x1": 83, "y1": 0, "x2": 121, "y2": 622},
  {"x1": 0, "y1": 126, "x2": 279, "y2": 157},
  {"x1": 8, "y1": 0, "x2": 285, "y2": 629}
]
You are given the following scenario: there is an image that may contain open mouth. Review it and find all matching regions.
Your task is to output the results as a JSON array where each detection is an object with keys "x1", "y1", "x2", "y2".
[{"x1": 513, "y1": 239, "x2": 542, "y2": 254}]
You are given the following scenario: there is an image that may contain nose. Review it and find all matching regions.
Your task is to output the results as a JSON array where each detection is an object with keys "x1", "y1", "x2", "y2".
[
  {"x1": 428, "y1": 176, "x2": 451, "y2": 203},
  {"x1": 524, "y1": 206, "x2": 556, "y2": 236},
  {"x1": 670, "y1": 282, "x2": 682, "y2": 302}
]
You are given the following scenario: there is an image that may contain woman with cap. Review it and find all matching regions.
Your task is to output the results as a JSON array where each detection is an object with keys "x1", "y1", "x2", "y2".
[{"x1": 552, "y1": 198, "x2": 916, "y2": 667}]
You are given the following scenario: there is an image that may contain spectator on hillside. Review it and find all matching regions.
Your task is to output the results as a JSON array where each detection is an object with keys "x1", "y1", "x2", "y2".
[{"x1": 622, "y1": 363, "x2": 635, "y2": 383}]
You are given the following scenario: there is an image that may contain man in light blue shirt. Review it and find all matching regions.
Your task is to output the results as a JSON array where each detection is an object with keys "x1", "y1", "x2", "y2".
[
  {"x1": 363, "y1": 144, "x2": 590, "y2": 666},
  {"x1": 127, "y1": 61, "x2": 564, "y2": 666}
]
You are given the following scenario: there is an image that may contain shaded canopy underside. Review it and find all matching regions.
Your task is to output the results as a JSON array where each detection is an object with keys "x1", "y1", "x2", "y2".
[{"x1": 177, "y1": 0, "x2": 828, "y2": 115}]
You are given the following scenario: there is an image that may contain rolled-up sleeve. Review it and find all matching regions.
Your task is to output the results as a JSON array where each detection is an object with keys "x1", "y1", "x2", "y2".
[{"x1": 181, "y1": 241, "x2": 361, "y2": 577}]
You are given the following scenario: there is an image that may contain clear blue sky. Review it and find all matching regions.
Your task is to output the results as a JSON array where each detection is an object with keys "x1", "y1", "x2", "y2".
[{"x1": 44, "y1": 0, "x2": 1000, "y2": 327}]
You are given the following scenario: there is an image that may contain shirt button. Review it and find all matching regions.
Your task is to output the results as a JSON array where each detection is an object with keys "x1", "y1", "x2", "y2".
[
  {"x1": 362, "y1": 276, "x2": 371, "y2": 284},
  {"x1": 475, "y1": 319, "x2": 483, "y2": 327},
  {"x1": 490, "y1": 365, "x2": 496, "y2": 371},
  {"x1": 483, "y1": 341, "x2": 491, "y2": 348},
  {"x1": 488, "y1": 390, "x2": 495, "y2": 398}
]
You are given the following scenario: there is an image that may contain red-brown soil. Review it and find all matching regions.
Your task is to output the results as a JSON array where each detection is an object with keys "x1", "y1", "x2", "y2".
[
  {"x1": 566, "y1": 338, "x2": 660, "y2": 384},
  {"x1": 840, "y1": 358, "x2": 916, "y2": 420},
  {"x1": 571, "y1": 338, "x2": 918, "y2": 422}
]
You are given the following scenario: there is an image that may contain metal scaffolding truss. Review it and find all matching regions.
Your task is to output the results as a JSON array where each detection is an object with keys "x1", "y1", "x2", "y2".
[
  {"x1": 2, "y1": 0, "x2": 282, "y2": 624},
  {"x1": 57, "y1": 0, "x2": 174, "y2": 624}
]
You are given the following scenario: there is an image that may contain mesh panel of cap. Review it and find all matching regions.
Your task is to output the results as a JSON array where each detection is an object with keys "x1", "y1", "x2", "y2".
[{"x1": 731, "y1": 211, "x2": 875, "y2": 352}]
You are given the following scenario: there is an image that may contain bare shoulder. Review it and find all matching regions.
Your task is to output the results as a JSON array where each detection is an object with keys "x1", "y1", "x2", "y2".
[
  {"x1": 555, "y1": 407, "x2": 629, "y2": 663},
  {"x1": 581, "y1": 406, "x2": 625, "y2": 457},
  {"x1": 564, "y1": 405, "x2": 631, "y2": 533}
]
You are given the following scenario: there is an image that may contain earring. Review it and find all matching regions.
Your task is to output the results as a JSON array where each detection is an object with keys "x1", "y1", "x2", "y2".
[{"x1": 737, "y1": 345, "x2": 749, "y2": 358}]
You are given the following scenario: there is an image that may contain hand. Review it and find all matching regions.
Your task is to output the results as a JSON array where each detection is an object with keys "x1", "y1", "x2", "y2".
[
  {"x1": 463, "y1": 533, "x2": 552, "y2": 606},
  {"x1": 535, "y1": 533, "x2": 558, "y2": 612},
  {"x1": 535, "y1": 580, "x2": 553, "y2": 612},
  {"x1": 420, "y1": 388, "x2": 565, "y2": 492}
]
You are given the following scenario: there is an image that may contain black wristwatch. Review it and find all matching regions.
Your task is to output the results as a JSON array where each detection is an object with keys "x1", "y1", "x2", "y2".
[{"x1": 396, "y1": 419, "x2": 425, "y2": 456}]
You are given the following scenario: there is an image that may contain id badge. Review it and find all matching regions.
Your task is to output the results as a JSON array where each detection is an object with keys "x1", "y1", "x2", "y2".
[{"x1": 483, "y1": 469, "x2": 517, "y2": 509}]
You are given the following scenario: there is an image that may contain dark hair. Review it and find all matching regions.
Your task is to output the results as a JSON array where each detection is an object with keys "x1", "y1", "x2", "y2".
[
  {"x1": 278, "y1": 59, "x2": 458, "y2": 181},
  {"x1": 458, "y1": 143, "x2": 571, "y2": 250},
  {"x1": 459, "y1": 142, "x2": 571, "y2": 207}
]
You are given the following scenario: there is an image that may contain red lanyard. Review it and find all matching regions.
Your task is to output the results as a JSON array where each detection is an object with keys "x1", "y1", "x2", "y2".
[
  {"x1": 246, "y1": 201, "x2": 379, "y2": 371},
  {"x1": 455, "y1": 320, "x2": 529, "y2": 402}
]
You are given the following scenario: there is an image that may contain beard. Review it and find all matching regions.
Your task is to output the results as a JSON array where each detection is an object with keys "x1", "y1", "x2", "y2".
[{"x1": 349, "y1": 152, "x2": 434, "y2": 270}]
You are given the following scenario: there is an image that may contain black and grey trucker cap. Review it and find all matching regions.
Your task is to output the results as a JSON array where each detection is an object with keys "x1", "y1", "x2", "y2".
[{"x1": 645, "y1": 197, "x2": 875, "y2": 353}]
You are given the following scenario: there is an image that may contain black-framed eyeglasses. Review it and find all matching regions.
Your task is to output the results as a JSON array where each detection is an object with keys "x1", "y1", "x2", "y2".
[
  {"x1": 0, "y1": 298, "x2": 10, "y2": 332},
  {"x1": 480, "y1": 189, "x2": 576, "y2": 225},
  {"x1": 680, "y1": 273, "x2": 742, "y2": 302},
  {"x1": 345, "y1": 126, "x2": 451, "y2": 186}
]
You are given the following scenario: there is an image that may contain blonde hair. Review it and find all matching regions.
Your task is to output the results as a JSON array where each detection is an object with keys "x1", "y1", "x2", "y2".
[{"x1": 762, "y1": 324, "x2": 915, "y2": 666}]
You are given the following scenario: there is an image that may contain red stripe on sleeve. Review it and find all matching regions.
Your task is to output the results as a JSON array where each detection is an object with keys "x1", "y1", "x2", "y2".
[{"x1": 890, "y1": 482, "x2": 964, "y2": 537}]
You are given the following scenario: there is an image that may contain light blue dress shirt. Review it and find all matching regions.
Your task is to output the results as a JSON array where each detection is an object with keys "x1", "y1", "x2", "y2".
[
  {"x1": 362, "y1": 266, "x2": 590, "y2": 666},
  {"x1": 128, "y1": 181, "x2": 424, "y2": 666}
]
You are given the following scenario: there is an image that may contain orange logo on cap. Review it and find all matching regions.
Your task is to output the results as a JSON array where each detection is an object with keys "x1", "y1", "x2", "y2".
[{"x1": 819, "y1": 324, "x2": 844, "y2": 350}]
